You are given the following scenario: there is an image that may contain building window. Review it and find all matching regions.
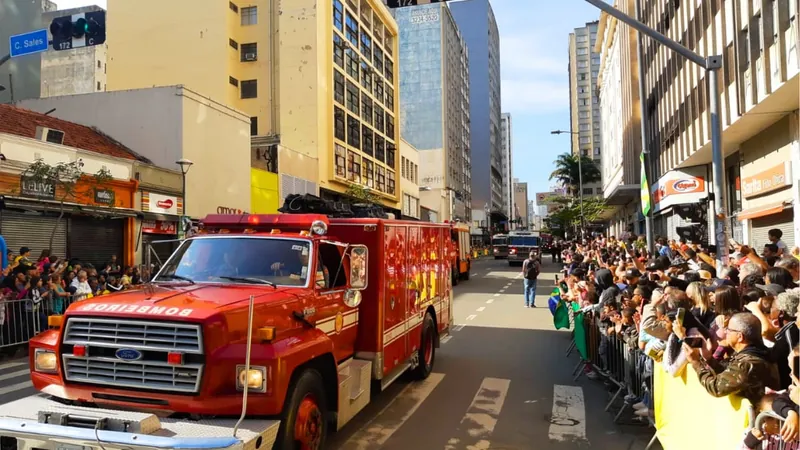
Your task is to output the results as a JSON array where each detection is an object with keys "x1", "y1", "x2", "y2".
[
  {"x1": 250, "y1": 117, "x2": 258, "y2": 136},
  {"x1": 241, "y1": 6, "x2": 257, "y2": 25},
  {"x1": 577, "y1": 47, "x2": 588, "y2": 55},
  {"x1": 229, "y1": 76, "x2": 239, "y2": 87},
  {"x1": 229, "y1": 2, "x2": 238, "y2": 13},
  {"x1": 347, "y1": 115, "x2": 360, "y2": 149},
  {"x1": 579, "y1": 123, "x2": 590, "y2": 131},
  {"x1": 346, "y1": 81, "x2": 359, "y2": 114},
  {"x1": 345, "y1": 13, "x2": 358, "y2": 47},
  {"x1": 360, "y1": 61, "x2": 372, "y2": 93},
  {"x1": 386, "y1": 143, "x2": 395, "y2": 168},
  {"x1": 360, "y1": 31, "x2": 372, "y2": 59},
  {"x1": 384, "y1": 85, "x2": 394, "y2": 110},
  {"x1": 577, "y1": 61, "x2": 588, "y2": 68},
  {"x1": 579, "y1": 111, "x2": 589, "y2": 118},
  {"x1": 333, "y1": 35, "x2": 344, "y2": 67},
  {"x1": 229, "y1": 38, "x2": 238, "y2": 50},
  {"x1": 384, "y1": 58, "x2": 393, "y2": 83},
  {"x1": 241, "y1": 43, "x2": 257, "y2": 61},
  {"x1": 333, "y1": 0, "x2": 343, "y2": 31},
  {"x1": 97, "y1": 60, "x2": 101, "y2": 68},
  {"x1": 241, "y1": 80, "x2": 257, "y2": 99},
  {"x1": 334, "y1": 106, "x2": 346, "y2": 141},
  {"x1": 374, "y1": 105, "x2": 384, "y2": 133},
  {"x1": 346, "y1": 48, "x2": 359, "y2": 80},
  {"x1": 361, "y1": 94, "x2": 373, "y2": 125},
  {"x1": 377, "y1": 166, "x2": 386, "y2": 192},
  {"x1": 373, "y1": 46, "x2": 384, "y2": 74},
  {"x1": 335, "y1": 144, "x2": 346, "y2": 178},
  {"x1": 579, "y1": 137, "x2": 590, "y2": 144},
  {"x1": 362, "y1": 125, "x2": 374, "y2": 157},
  {"x1": 347, "y1": 151, "x2": 361, "y2": 182},
  {"x1": 387, "y1": 170, "x2": 395, "y2": 194},
  {"x1": 334, "y1": 70, "x2": 345, "y2": 105},
  {"x1": 375, "y1": 136, "x2": 385, "y2": 162},
  {"x1": 582, "y1": 188, "x2": 593, "y2": 195},
  {"x1": 386, "y1": 113, "x2": 394, "y2": 139},
  {"x1": 364, "y1": 160, "x2": 374, "y2": 187},
  {"x1": 97, "y1": 81, "x2": 101, "y2": 90},
  {"x1": 374, "y1": 80, "x2": 384, "y2": 107}
]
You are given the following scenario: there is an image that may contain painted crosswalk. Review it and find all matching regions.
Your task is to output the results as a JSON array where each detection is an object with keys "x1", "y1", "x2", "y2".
[{"x1": 0, "y1": 357, "x2": 35, "y2": 404}]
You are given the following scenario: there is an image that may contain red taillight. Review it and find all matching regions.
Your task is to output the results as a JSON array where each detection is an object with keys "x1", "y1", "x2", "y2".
[
  {"x1": 510, "y1": 248, "x2": 517, "y2": 254},
  {"x1": 167, "y1": 352, "x2": 184, "y2": 365},
  {"x1": 73, "y1": 345, "x2": 86, "y2": 357},
  {"x1": 248, "y1": 215, "x2": 260, "y2": 225}
]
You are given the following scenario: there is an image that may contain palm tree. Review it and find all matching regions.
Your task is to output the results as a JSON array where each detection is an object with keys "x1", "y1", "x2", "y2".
[{"x1": 549, "y1": 153, "x2": 602, "y2": 195}]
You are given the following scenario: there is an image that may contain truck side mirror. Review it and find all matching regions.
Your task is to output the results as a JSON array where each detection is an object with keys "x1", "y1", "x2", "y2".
[{"x1": 349, "y1": 245, "x2": 368, "y2": 290}]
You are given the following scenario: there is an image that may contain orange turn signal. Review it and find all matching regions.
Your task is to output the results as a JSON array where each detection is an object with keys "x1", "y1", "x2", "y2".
[
  {"x1": 256, "y1": 326, "x2": 276, "y2": 342},
  {"x1": 48, "y1": 315, "x2": 64, "y2": 328}
]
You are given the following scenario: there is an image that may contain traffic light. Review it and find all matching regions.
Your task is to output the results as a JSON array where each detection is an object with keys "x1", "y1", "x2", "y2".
[{"x1": 50, "y1": 11, "x2": 106, "y2": 51}]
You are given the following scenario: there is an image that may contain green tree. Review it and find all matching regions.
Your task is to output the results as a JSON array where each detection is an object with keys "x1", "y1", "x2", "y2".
[
  {"x1": 545, "y1": 195, "x2": 608, "y2": 236},
  {"x1": 21, "y1": 159, "x2": 113, "y2": 252},
  {"x1": 549, "y1": 153, "x2": 602, "y2": 195},
  {"x1": 345, "y1": 184, "x2": 381, "y2": 204}
]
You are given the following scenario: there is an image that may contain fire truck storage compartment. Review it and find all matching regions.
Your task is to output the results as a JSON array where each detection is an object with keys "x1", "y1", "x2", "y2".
[
  {"x1": 69, "y1": 216, "x2": 125, "y2": 269},
  {"x1": 0, "y1": 210, "x2": 67, "y2": 260},
  {"x1": 329, "y1": 219, "x2": 452, "y2": 380}
]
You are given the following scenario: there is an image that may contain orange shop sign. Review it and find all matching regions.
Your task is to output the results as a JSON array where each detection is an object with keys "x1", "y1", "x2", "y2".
[
  {"x1": 742, "y1": 161, "x2": 792, "y2": 199},
  {"x1": 652, "y1": 177, "x2": 705, "y2": 204}
]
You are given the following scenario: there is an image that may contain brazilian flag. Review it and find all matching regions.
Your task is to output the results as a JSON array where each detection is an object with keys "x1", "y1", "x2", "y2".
[
  {"x1": 640, "y1": 153, "x2": 651, "y2": 215},
  {"x1": 552, "y1": 289, "x2": 571, "y2": 330},
  {"x1": 573, "y1": 309, "x2": 589, "y2": 360}
]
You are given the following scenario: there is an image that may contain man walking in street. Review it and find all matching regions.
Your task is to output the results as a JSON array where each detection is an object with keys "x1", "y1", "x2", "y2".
[{"x1": 522, "y1": 251, "x2": 541, "y2": 308}]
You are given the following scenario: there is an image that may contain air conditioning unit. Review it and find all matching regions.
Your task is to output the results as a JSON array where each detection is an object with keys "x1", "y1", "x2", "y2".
[
  {"x1": 244, "y1": 53, "x2": 256, "y2": 61},
  {"x1": 35, "y1": 126, "x2": 65, "y2": 145}
]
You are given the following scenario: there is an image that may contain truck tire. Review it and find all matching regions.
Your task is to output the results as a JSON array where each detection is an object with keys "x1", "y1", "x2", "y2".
[
  {"x1": 451, "y1": 267, "x2": 459, "y2": 286},
  {"x1": 274, "y1": 369, "x2": 328, "y2": 450},
  {"x1": 410, "y1": 313, "x2": 436, "y2": 380},
  {"x1": 463, "y1": 264, "x2": 470, "y2": 281}
]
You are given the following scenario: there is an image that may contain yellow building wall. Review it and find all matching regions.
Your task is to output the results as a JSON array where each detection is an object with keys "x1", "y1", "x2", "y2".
[
  {"x1": 251, "y1": 168, "x2": 280, "y2": 213},
  {"x1": 106, "y1": 0, "x2": 229, "y2": 102},
  {"x1": 180, "y1": 89, "x2": 252, "y2": 218}
]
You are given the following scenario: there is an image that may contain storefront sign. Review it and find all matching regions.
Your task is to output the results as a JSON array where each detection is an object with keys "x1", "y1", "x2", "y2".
[
  {"x1": 742, "y1": 161, "x2": 792, "y2": 199},
  {"x1": 651, "y1": 167, "x2": 707, "y2": 213},
  {"x1": 217, "y1": 206, "x2": 249, "y2": 215},
  {"x1": 142, "y1": 220, "x2": 177, "y2": 235},
  {"x1": 142, "y1": 191, "x2": 182, "y2": 215},
  {"x1": 20, "y1": 176, "x2": 55, "y2": 200},
  {"x1": 94, "y1": 189, "x2": 116, "y2": 205}
]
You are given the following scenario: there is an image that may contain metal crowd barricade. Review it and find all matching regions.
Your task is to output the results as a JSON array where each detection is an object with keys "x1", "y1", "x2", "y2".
[
  {"x1": 0, "y1": 293, "x2": 78, "y2": 350},
  {"x1": 752, "y1": 412, "x2": 799, "y2": 450}
]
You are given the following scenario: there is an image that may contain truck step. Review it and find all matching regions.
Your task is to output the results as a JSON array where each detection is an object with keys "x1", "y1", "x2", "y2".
[{"x1": 337, "y1": 359, "x2": 372, "y2": 430}]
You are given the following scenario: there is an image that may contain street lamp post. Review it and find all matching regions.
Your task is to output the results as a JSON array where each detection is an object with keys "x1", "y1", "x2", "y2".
[
  {"x1": 176, "y1": 158, "x2": 194, "y2": 217},
  {"x1": 551, "y1": 130, "x2": 585, "y2": 234}
]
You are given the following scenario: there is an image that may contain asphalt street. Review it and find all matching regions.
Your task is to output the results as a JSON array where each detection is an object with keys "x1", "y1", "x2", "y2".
[{"x1": 0, "y1": 258, "x2": 655, "y2": 449}]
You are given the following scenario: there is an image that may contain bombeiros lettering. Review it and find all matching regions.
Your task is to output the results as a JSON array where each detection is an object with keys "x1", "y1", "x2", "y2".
[{"x1": 79, "y1": 303, "x2": 193, "y2": 316}]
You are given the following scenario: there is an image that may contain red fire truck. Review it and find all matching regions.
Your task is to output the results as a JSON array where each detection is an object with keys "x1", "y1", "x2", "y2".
[
  {"x1": 0, "y1": 214, "x2": 453, "y2": 450},
  {"x1": 449, "y1": 221, "x2": 471, "y2": 285}
]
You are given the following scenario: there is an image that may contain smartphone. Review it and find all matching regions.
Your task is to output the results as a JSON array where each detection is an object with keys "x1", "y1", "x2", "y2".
[
  {"x1": 554, "y1": 274, "x2": 560, "y2": 283},
  {"x1": 560, "y1": 281, "x2": 569, "y2": 293},
  {"x1": 684, "y1": 337, "x2": 704, "y2": 348},
  {"x1": 676, "y1": 308, "x2": 686, "y2": 327},
  {"x1": 729, "y1": 238, "x2": 739, "y2": 248},
  {"x1": 792, "y1": 356, "x2": 799, "y2": 377}
]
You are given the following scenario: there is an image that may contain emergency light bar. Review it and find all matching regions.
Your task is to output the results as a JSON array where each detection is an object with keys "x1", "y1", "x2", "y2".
[{"x1": 201, "y1": 214, "x2": 330, "y2": 231}]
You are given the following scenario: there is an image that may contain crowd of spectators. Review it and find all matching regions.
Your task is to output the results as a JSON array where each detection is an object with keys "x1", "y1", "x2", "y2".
[{"x1": 556, "y1": 229, "x2": 799, "y2": 449}]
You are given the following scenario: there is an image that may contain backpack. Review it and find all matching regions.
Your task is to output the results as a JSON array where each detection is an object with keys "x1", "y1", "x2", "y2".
[{"x1": 524, "y1": 259, "x2": 540, "y2": 280}]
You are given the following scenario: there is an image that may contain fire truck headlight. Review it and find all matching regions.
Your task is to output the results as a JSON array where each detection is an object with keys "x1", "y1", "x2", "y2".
[
  {"x1": 34, "y1": 349, "x2": 58, "y2": 373},
  {"x1": 236, "y1": 365, "x2": 267, "y2": 393},
  {"x1": 311, "y1": 220, "x2": 328, "y2": 236}
]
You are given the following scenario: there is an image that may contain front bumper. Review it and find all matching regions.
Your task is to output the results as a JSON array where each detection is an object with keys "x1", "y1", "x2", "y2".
[{"x1": 0, "y1": 396, "x2": 279, "y2": 450}]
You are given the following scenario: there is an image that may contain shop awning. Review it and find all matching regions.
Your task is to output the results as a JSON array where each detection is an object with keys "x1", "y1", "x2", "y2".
[
  {"x1": 0, "y1": 195, "x2": 141, "y2": 218},
  {"x1": 737, "y1": 200, "x2": 793, "y2": 221}
]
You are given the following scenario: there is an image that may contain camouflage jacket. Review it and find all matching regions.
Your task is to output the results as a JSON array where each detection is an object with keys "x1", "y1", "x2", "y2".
[{"x1": 694, "y1": 345, "x2": 780, "y2": 406}]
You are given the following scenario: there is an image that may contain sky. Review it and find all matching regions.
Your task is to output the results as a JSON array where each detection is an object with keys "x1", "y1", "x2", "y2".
[{"x1": 55, "y1": 0, "x2": 605, "y2": 207}]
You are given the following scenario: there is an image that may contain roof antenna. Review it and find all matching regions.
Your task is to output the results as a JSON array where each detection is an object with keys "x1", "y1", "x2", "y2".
[{"x1": 44, "y1": 108, "x2": 56, "y2": 115}]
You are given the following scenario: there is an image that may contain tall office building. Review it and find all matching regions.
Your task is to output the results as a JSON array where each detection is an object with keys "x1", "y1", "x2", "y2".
[
  {"x1": 500, "y1": 112, "x2": 513, "y2": 220},
  {"x1": 450, "y1": 0, "x2": 504, "y2": 228},
  {"x1": 105, "y1": 0, "x2": 401, "y2": 213},
  {"x1": 512, "y1": 178, "x2": 528, "y2": 229},
  {"x1": 567, "y1": 21, "x2": 603, "y2": 198},
  {"x1": 393, "y1": 3, "x2": 472, "y2": 222}
]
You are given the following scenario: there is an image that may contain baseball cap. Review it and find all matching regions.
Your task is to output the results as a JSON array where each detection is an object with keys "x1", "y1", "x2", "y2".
[
  {"x1": 704, "y1": 278, "x2": 734, "y2": 293},
  {"x1": 625, "y1": 268, "x2": 643, "y2": 279},
  {"x1": 755, "y1": 283, "x2": 786, "y2": 297},
  {"x1": 670, "y1": 257, "x2": 688, "y2": 267},
  {"x1": 19, "y1": 247, "x2": 30, "y2": 254},
  {"x1": 697, "y1": 270, "x2": 713, "y2": 281}
]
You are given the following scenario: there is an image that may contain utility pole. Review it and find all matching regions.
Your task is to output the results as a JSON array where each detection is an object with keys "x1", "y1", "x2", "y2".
[
  {"x1": 585, "y1": 0, "x2": 729, "y2": 269},
  {"x1": 634, "y1": 0, "x2": 654, "y2": 255}
]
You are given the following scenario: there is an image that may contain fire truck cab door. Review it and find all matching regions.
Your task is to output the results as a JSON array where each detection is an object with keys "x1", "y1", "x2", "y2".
[
  {"x1": 382, "y1": 225, "x2": 408, "y2": 377},
  {"x1": 315, "y1": 242, "x2": 356, "y2": 362}
]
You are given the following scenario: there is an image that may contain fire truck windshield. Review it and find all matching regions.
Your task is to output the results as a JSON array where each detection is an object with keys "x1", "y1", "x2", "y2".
[
  {"x1": 154, "y1": 236, "x2": 315, "y2": 287},
  {"x1": 509, "y1": 236, "x2": 540, "y2": 247}
]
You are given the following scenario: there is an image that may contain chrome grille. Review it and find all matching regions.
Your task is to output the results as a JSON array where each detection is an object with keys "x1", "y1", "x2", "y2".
[
  {"x1": 63, "y1": 356, "x2": 203, "y2": 393},
  {"x1": 63, "y1": 318, "x2": 203, "y2": 354}
]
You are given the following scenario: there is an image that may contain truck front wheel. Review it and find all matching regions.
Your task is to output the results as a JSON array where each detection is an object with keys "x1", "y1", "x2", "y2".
[
  {"x1": 275, "y1": 369, "x2": 328, "y2": 450},
  {"x1": 410, "y1": 313, "x2": 436, "y2": 380}
]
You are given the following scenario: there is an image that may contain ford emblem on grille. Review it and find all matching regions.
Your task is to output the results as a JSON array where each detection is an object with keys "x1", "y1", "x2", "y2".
[{"x1": 115, "y1": 348, "x2": 143, "y2": 361}]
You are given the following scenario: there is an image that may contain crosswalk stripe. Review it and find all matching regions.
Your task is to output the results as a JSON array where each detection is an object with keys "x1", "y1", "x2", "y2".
[
  {"x1": 0, "y1": 369, "x2": 29, "y2": 382},
  {"x1": 341, "y1": 373, "x2": 445, "y2": 449},
  {"x1": 444, "y1": 377, "x2": 510, "y2": 450},
  {"x1": 0, "y1": 380, "x2": 33, "y2": 397},
  {"x1": 0, "y1": 361, "x2": 28, "y2": 372},
  {"x1": 440, "y1": 335, "x2": 452, "y2": 344},
  {"x1": 548, "y1": 384, "x2": 587, "y2": 442}
]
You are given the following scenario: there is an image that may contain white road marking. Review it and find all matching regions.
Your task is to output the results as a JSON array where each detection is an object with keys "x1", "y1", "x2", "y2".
[
  {"x1": 440, "y1": 335, "x2": 453, "y2": 344},
  {"x1": 0, "y1": 380, "x2": 32, "y2": 396},
  {"x1": 548, "y1": 385, "x2": 587, "y2": 442},
  {"x1": 453, "y1": 324, "x2": 465, "y2": 332},
  {"x1": 0, "y1": 361, "x2": 28, "y2": 371},
  {"x1": 466, "y1": 315, "x2": 477, "y2": 321},
  {"x1": 493, "y1": 293, "x2": 500, "y2": 297},
  {"x1": 486, "y1": 299, "x2": 494, "y2": 304},
  {"x1": 499, "y1": 289, "x2": 506, "y2": 293},
  {"x1": 343, "y1": 373, "x2": 445, "y2": 449},
  {"x1": 0, "y1": 369, "x2": 30, "y2": 382},
  {"x1": 471, "y1": 273, "x2": 478, "y2": 277},
  {"x1": 476, "y1": 307, "x2": 485, "y2": 312},
  {"x1": 444, "y1": 377, "x2": 510, "y2": 450}
]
